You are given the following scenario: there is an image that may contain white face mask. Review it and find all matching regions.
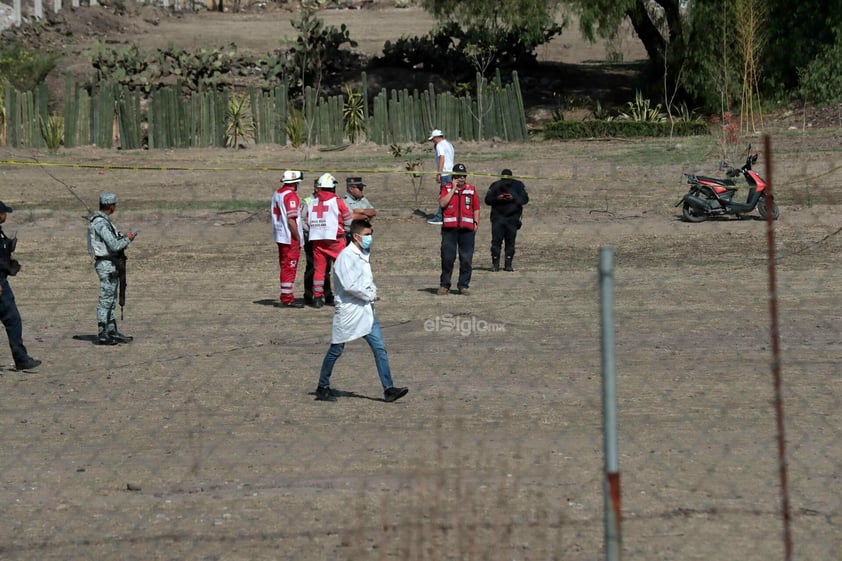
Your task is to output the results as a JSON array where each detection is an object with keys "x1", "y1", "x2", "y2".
[{"x1": 359, "y1": 234, "x2": 373, "y2": 250}]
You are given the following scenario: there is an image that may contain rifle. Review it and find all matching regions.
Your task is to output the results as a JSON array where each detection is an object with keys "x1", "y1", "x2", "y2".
[{"x1": 111, "y1": 250, "x2": 128, "y2": 320}]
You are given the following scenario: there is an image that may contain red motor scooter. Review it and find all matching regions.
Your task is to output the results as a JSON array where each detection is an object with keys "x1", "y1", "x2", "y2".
[{"x1": 677, "y1": 150, "x2": 779, "y2": 222}]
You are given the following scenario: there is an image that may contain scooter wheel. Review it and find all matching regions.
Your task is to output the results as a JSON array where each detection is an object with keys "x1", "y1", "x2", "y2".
[
  {"x1": 757, "y1": 196, "x2": 779, "y2": 220},
  {"x1": 682, "y1": 202, "x2": 708, "y2": 222}
]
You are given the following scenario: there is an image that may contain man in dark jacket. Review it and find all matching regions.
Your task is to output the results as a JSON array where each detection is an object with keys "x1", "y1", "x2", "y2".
[
  {"x1": 0, "y1": 201, "x2": 41, "y2": 370},
  {"x1": 484, "y1": 169, "x2": 529, "y2": 271}
]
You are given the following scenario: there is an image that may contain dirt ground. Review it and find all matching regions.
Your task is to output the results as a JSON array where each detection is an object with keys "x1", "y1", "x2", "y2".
[
  {"x1": 0, "y1": 4, "x2": 841, "y2": 561},
  {"x1": 0, "y1": 126, "x2": 840, "y2": 560}
]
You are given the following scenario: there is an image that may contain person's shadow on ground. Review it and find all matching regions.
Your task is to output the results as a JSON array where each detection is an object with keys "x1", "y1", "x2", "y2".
[
  {"x1": 72, "y1": 334, "x2": 100, "y2": 345},
  {"x1": 309, "y1": 388, "x2": 384, "y2": 402}
]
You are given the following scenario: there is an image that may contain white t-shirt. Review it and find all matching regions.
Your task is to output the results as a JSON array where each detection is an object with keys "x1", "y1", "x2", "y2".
[{"x1": 436, "y1": 139, "x2": 454, "y2": 174}]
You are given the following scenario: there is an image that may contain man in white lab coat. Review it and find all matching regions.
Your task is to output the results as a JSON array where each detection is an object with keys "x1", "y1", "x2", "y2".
[{"x1": 314, "y1": 219, "x2": 409, "y2": 403}]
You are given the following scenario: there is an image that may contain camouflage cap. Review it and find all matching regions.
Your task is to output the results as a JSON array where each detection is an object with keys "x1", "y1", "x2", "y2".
[{"x1": 99, "y1": 192, "x2": 117, "y2": 205}]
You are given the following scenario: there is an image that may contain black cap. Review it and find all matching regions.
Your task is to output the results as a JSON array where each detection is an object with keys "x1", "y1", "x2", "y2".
[
  {"x1": 0, "y1": 201, "x2": 13, "y2": 213},
  {"x1": 452, "y1": 163, "x2": 467, "y2": 176},
  {"x1": 501, "y1": 169, "x2": 513, "y2": 177},
  {"x1": 346, "y1": 177, "x2": 365, "y2": 189}
]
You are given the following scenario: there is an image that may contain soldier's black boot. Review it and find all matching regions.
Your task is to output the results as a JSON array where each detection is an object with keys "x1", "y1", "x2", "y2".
[
  {"x1": 108, "y1": 320, "x2": 134, "y2": 343},
  {"x1": 504, "y1": 257, "x2": 514, "y2": 272},
  {"x1": 491, "y1": 257, "x2": 500, "y2": 272},
  {"x1": 98, "y1": 323, "x2": 118, "y2": 346}
]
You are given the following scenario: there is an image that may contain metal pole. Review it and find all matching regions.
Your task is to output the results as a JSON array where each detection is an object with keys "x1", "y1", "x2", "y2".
[
  {"x1": 599, "y1": 246, "x2": 621, "y2": 561},
  {"x1": 763, "y1": 135, "x2": 793, "y2": 561}
]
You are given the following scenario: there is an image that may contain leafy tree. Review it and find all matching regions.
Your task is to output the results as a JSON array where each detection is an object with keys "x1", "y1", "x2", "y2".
[
  {"x1": 570, "y1": 0, "x2": 685, "y2": 78},
  {"x1": 569, "y1": 0, "x2": 842, "y2": 109},
  {"x1": 284, "y1": 2, "x2": 358, "y2": 94},
  {"x1": 422, "y1": 0, "x2": 564, "y2": 45},
  {"x1": 420, "y1": 0, "x2": 566, "y2": 71},
  {"x1": 760, "y1": 0, "x2": 842, "y2": 94},
  {"x1": 798, "y1": 24, "x2": 842, "y2": 104},
  {"x1": 681, "y1": 1, "x2": 740, "y2": 112}
]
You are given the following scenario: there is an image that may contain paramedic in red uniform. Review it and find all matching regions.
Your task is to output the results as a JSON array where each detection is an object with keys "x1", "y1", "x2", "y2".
[
  {"x1": 305, "y1": 173, "x2": 352, "y2": 308},
  {"x1": 437, "y1": 163, "x2": 480, "y2": 295},
  {"x1": 272, "y1": 170, "x2": 304, "y2": 308}
]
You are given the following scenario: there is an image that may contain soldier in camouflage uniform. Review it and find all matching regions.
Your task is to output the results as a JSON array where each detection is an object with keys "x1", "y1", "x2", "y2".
[{"x1": 87, "y1": 193, "x2": 137, "y2": 345}]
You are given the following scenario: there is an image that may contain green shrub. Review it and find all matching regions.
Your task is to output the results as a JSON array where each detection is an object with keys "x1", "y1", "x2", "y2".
[
  {"x1": 225, "y1": 93, "x2": 254, "y2": 148},
  {"x1": 798, "y1": 26, "x2": 842, "y2": 104},
  {"x1": 342, "y1": 85, "x2": 366, "y2": 143},
  {"x1": 38, "y1": 114, "x2": 63, "y2": 152},
  {"x1": 285, "y1": 108, "x2": 305, "y2": 148},
  {"x1": 0, "y1": 45, "x2": 59, "y2": 92},
  {"x1": 543, "y1": 120, "x2": 709, "y2": 139},
  {"x1": 618, "y1": 91, "x2": 667, "y2": 122},
  {"x1": 375, "y1": 19, "x2": 561, "y2": 80}
]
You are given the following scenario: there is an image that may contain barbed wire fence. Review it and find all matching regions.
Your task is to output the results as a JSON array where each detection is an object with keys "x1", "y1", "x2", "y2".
[{"x1": 0, "y1": 131, "x2": 840, "y2": 560}]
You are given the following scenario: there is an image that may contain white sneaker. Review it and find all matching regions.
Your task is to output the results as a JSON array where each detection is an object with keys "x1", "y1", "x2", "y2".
[{"x1": 427, "y1": 218, "x2": 443, "y2": 225}]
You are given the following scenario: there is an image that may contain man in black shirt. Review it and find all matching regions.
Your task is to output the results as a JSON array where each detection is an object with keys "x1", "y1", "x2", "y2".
[
  {"x1": 0, "y1": 201, "x2": 41, "y2": 370},
  {"x1": 484, "y1": 169, "x2": 529, "y2": 272}
]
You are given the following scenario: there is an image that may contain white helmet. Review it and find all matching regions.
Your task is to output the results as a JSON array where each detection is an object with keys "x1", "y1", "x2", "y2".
[
  {"x1": 282, "y1": 170, "x2": 303, "y2": 184},
  {"x1": 318, "y1": 173, "x2": 338, "y2": 190}
]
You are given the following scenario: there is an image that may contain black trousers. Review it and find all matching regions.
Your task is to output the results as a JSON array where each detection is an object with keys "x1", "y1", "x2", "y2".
[
  {"x1": 490, "y1": 217, "x2": 520, "y2": 260},
  {"x1": 0, "y1": 277, "x2": 28, "y2": 363},
  {"x1": 303, "y1": 238, "x2": 332, "y2": 303},
  {"x1": 440, "y1": 228, "x2": 475, "y2": 289}
]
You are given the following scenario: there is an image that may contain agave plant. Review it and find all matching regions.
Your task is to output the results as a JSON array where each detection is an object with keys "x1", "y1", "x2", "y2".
[
  {"x1": 39, "y1": 113, "x2": 64, "y2": 152},
  {"x1": 224, "y1": 93, "x2": 254, "y2": 148},
  {"x1": 618, "y1": 90, "x2": 666, "y2": 122},
  {"x1": 285, "y1": 108, "x2": 305, "y2": 148},
  {"x1": 342, "y1": 84, "x2": 366, "y2": 144}
]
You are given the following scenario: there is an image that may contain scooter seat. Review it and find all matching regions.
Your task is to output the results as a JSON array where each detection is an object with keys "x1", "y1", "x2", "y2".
[{"x1": 696, "y1": 175, "x2": 736, "y2": 187}]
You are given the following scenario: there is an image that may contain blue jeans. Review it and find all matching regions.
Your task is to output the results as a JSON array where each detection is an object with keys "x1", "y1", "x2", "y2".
[
  {"x1": 440, "y1": 228, "x2": 475, "y2": 289},
  {"x1": 431, "y1": 174, "x2": 451, "y2": 220},
  {"x1": 318, "y1": 315, "x2": 395, "y2": 390},
  {"x1": 0, "y1": 277, "x2": 29, "y2": 363}
]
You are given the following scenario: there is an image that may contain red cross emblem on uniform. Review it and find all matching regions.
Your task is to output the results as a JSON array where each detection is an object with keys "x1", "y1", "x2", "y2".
[
  {"x1": 313, "y1": 199, "x2": 330, "y2": 218},
  {"x1": 272, "y1": 203, "x2": 282, "y2": 221}
]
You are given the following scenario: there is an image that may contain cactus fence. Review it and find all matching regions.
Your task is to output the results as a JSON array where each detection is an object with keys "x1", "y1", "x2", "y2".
[{"x1": 2, "y1": 71, "x2": 529, "y2": 150}]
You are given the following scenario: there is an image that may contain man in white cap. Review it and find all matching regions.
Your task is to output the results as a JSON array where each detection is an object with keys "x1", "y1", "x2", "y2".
[
  {"x1": 427, "y1": 129, "x2": 454, "y2": 225},
  {"x1": 88, "y1": 192, "x2": 137, "y2": 345},
  {"x1": 0, "y1": 201, "x2": 41, "y2": 370},
  {"x1": 272, "y1": 170, "x2": 305, "y2": 308}
]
